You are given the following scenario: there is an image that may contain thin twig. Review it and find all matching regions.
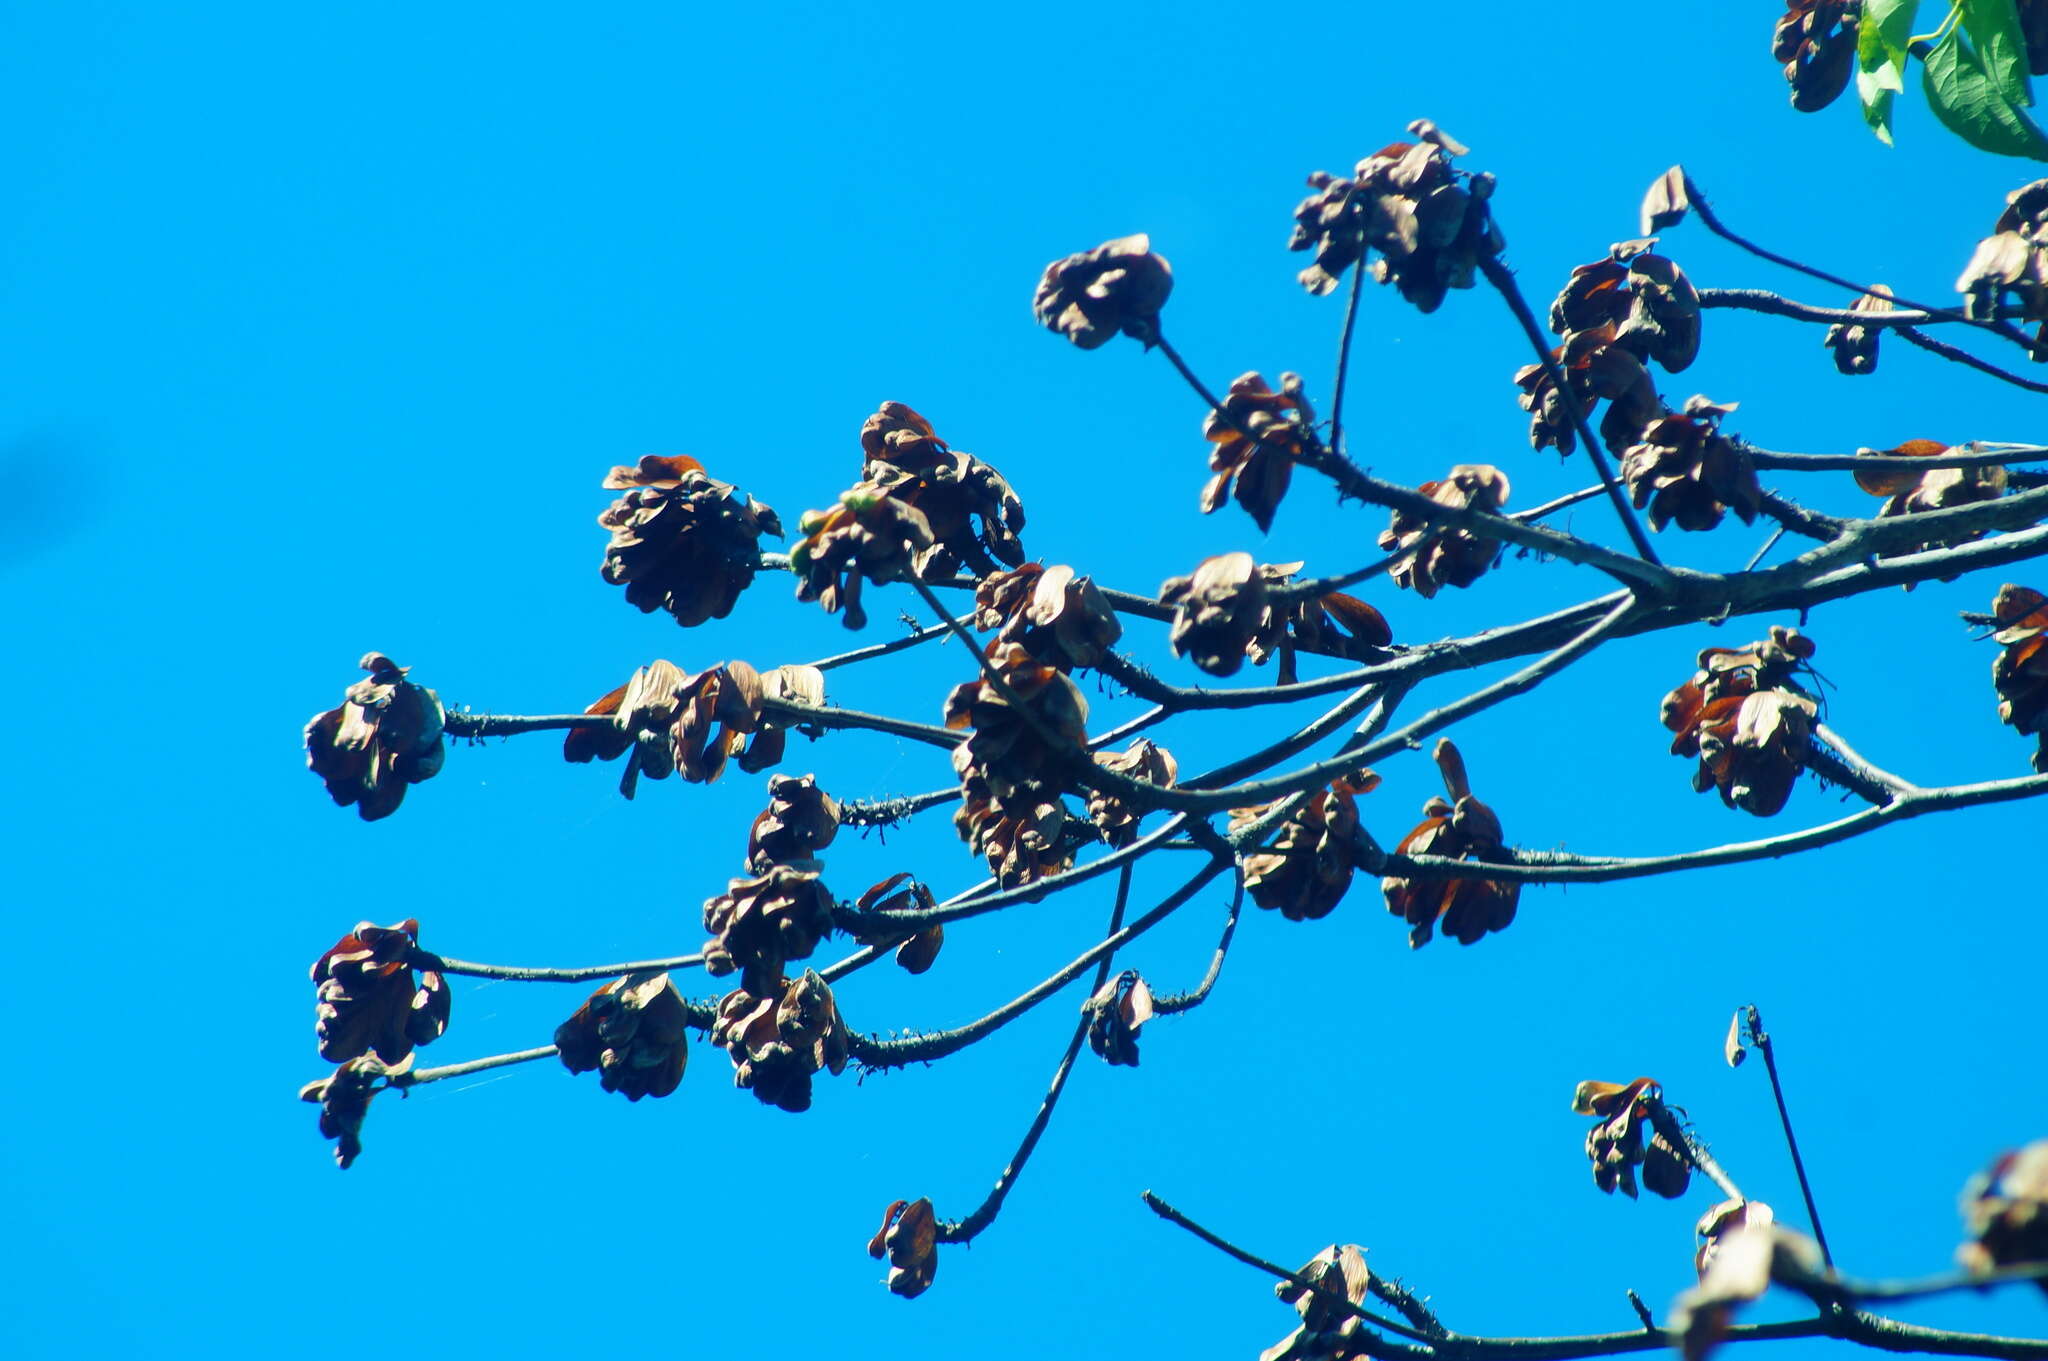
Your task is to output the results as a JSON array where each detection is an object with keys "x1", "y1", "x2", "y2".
[
  {"x1": 937, "y1": 864, "x2": 1132, "y2": 1243},
  {"x1": 849, "y1": 859, "x2": 1229, "y2": 1069},
  {"x1": 1329, "y1": 250, "x2": 1369, "y2": 458},
  {"x1": 803, "y1": 615, "x2": 966, "y2": 672},
  {"x1": 400, "y1": 1044, "x2": 561, "y2": 1086},
  {"x1": 413, "y1": 949, "x2": 704, "y2": 983},
  {"x1": 1742, "y1": 1005, "x2": 1835, "y2": 1270},
  {"x1": 1363, "y1": 771, "x2": 2048, "y2": 884},
  {"x1": 1139, "y1": 1192, "x2": 1437, "y2": 1345},
  {"x1": 1897, "y1": 325, "x2": 2048, "y2": 396},
  {"x1": 1151, "y1": 869, "x2": 1244, "y2": 1014},
  {"x1": 1645, "y1": 1098, "x2": 1743, "y2": 1202}
]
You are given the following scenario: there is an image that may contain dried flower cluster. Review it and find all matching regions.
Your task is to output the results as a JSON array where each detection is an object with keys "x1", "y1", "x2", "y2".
[
  {"x1": 708, "y1": 969, "x2": 849, "y2": 1113},
  {"x1": 1200, "y1": 372, "x2": 1314, "y2": 532},
  {"x1": 1516, "y1": 238, "x2": 1702, "y2": 457},
  {"x1": 1673, "y1": 1199, "x2": 1827, "y2": 1361},
  {"x1": 1082, "y1": 969, "x2": 1154, "y2": 1067},
  {"x1": 1854, "y1": 441, "x2": 2008, "y2": 542},
  {"x1": 1087, "y1": 738, "x2": 1178, "y2": 848},
  {"x1": 1958, "y1": 1139, "x2": 2048, "y2": 1287},
  {"x1": 1259, "y1": 1243, "x2": 1375, "y2": 1361},
  {"x1": 1378, "y1": 464, "x2": 1511, "y2": 597},
  {"x1": 790, "y1": 481, "x2": 936, "y2": 630},
  {"x1": 702, "y1": 865, "x2": 837, "y2": 997},
  {"x1": 1619, "y1": 396, "x2": 1763, "y2": 533},
  {"x1": 564, "y1": 659, "x2": 824, "y2": 790},
  {"x1": 1381, "y1": 740, "x2": 1518, "y2": 948},
  {"x1": 1033, "y1": 233, "x2": 1173, "y2": 349},
  {"x1": 972, "y1": 561, "x2": 1121, "y2": 671},
  {"x1": 1773, "y1": 2, "x2": 1858, "y2": 112},
  {"x1": 299, "y1": 1053, "x2": 410, "y2": 1170},
  {"x1": 1660, "y1": 627, "x2": 1819, "y2": 816},
  {"x1": 1822, "y1": 285, "x2": 1892, "y2": 375},
  {"x1": 310, "y1": 918, "x2": 450, "y2": 1066},
  {"x1": 1158, "y1": 552, "x2": 1292, "y2": 678},
  {"x1": 1262, "y1": 591, "x2": 1395, "y2": 685},
  {"x1": 1571, "y1": 1077, "x2": 1690, "y2": 1199},
  {"x1": 598, "y1": 456, "x2": 782, "y2": 628},
  {"x1": 851, "y1": 872, "x2": 944, "y2": 974},
  {"x1": 1288, "y1": 120, "x2": 1503, "y2": 313},
  {"x1": 1234, "y1": 775, "x2": 1377, "y2": 922},
  {"x1": 867, "y1": 1197, "x2": 939, "y2": 1298},
  {"x1": 747, "y1": 773, "x2": 841, "y2": 872},
  {"x1": 1957, "y1": 179, "x2": 2048, "y2": 332},
  {"x1": 554, "y1": 971, "x2": 691, "y2": 1101},
  {"x1": 1992, "y1": 584, "x2": 2048, "y2": 772},
  {"x1": 945, "y1": 643, "x2": 1091, "y2": 885},
  {"x1": 304, "y1": 653, "x2": 446, "y2": 821},
  {"x1": 857, "y1": 402, "x2": 1027, "y2": 579}
]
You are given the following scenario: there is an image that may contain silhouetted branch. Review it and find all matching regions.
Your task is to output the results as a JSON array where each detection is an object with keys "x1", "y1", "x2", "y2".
[
  {"x1": 1738, "y1": 1006, "x2": 1835, "y2": 1269},
  {"x1": 412, "y1": 948, "x2": 705, "y2": 983},
  {"x1": 1151, "y1": 869, "x2": 1243, "y2": 1015},
  {"x1": 937, "y1": 865, "x2": 1131, "y2": 1244}
]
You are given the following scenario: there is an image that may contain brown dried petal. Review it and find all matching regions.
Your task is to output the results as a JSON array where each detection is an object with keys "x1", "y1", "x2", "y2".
[
  {"x1": 1959, "y1": 1140, "x2": 2048, "y2": 1287},
  {"x1": 311, "y1": 918, "x2": 449, "y2": 1066}
]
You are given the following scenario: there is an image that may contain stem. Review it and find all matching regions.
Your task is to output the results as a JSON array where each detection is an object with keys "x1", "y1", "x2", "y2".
[
  {"x1": 414, "y1": 949, "x2": 704, "y2": 983},
  {"x1": 1744, "y1": 1005, "x2": 1836, "y2": 1270},
  {"x1": 937, "y1": 864, "x2": 1132, "y2": 1243},
  {"x1": 849, "y1": 859, "x2": 1228, "y2": 1068},
  {"x1": 1329, "y1": 252, "x2": 1368, "y2": 458},
  {"x1": 1151, "y1": 869, "x2": 1243, "y2": 1014},
  {"x1": 1645, "y1": 1098, "x2": 1743, "y2": 1202},
  {"x1": 400, "y1": 1044, "x2": 560, "y2": 1086}
]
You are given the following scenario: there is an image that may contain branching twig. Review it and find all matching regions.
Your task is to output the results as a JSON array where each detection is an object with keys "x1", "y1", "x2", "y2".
[
  {"x1": 412, "y1": 948, "x2": 704, "y2": 983},
  {"x1": 1151, "y1": 869, "x2": 1244, "y2": 1015},
  {"x1": 937, "y1": 865, "x2": 1132, "y2": 1243}
]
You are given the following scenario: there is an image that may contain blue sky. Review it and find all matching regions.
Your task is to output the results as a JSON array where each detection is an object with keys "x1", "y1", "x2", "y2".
[{"x1": 3, "y1": 3, "x2": 2043, "y2": 1358}]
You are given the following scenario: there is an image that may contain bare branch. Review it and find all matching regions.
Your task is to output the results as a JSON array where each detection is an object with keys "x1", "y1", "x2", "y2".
[{"x1": 936, "y1": 865, "x2": 1132, "y2": 1244}]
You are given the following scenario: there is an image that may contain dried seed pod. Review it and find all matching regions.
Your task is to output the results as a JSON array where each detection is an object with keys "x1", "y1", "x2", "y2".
[
  {"x1": 554, "y1": 971, "x2": 690, "y2": 1102},
  {"x1": 1660, "y1": 628, "x2": 1819, "y2": 816},
  {"x1": 1087, "y1": 739, "x2": 1179, "y2": 848},
  {"x1": 867, "y1": 1197, "x2": 939, "y2": 1298},
  {"x1": 1200, "y1": 372, "x2": 1313, "y2": 532},
  {"x1": 972, "y1": 562, "x2": 1122, "y2": 671},
  {"x1": 1381, "y1": 740, "x2": 1518, "y2": 947},
  {"x1": 1958, "y1": 1140, "x2": 2048, "y2": 1288},
  {"x1": 299, "y1": 1052, "x2": 411, "y2": 1170},
  {"x1": 598, "y1": 465, "x2": 780, "y2": 627},
  {"x1": 789, "y1": 480, "x2": 936, "y2": 629},
  {"x1": 850, "y1": 873, "x2": 944, "y2": 974},
  {"x1": 1518, "y1": 241, "x2": 1702, "y2": 457},
  {"x1": 1082, "y1": 970, "x2": 1154, "y2": 1067},
  {"x1": 1823, "y1": 286, "x2": 1893, "y2": 374},
  {"x1": 1288, "y1": 121, "x2": 1503, "y2": 312},
  {"x1": 859, "y1": 402, "x2": 1026, "y2": 578},
  {"x1": 1159, "y1": 553, "x2": 1304, "y2": 678},
  {"x1": 702, "y1": 867, "x2": 836, "y2": 998},
  {"x1": 310, "y1": 918, "x2": 450, "y2": 1066},
  {"x1": 747, "y1": 773, "x2": 842, "y2": 873},
  {"x1": 1262, "y1": 1244, "x2": 1375, "y2": 1361},
  {"x1": 1853, "y1": 441, "x2": 2008, "y2": 558},
  {"x1": 1991, "y1": 584, "x2": 2048, "y2": 772},
  {"x1": 708, "y1": 970, "x2": 849, "y2": 1113},
  {"x1": 1619, "y1": 397, "x2": 1763, "y2": 533},
  {"x1": 1674, "y1": 1198, "x2": 1826, "y2": 1361},
  {"x1": 1233, "y1": 774, "x2": 1378, "y2": 922},
  {"x1": 946, "y1": 643, "x2": 1091, "y2": 885},
  {"x1": 304, "y1": 653, "x2": 446, "y2": 821},
  {"x1": 1033, "y1": 234, "x2": 1174, "y2": 349},
  {"x1": 1378, "y1": 464, "x2": 1511, "y2": 596},
  {"x1": 1775, "y1": 1, "x2": 1859, "y2": 112}
]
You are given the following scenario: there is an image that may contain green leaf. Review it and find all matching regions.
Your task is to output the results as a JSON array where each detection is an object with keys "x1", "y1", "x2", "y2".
[
  {"x1": 1859, "y1": 0, "x2": 1919, "y2": 143},
  {"x1": 1922, "y1": 22, "x2": 2048, "y2": 158},
  {"x1": 1961, "y1": 0, "x2": 2033, "y2": 106}
]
